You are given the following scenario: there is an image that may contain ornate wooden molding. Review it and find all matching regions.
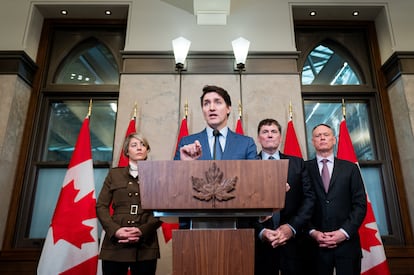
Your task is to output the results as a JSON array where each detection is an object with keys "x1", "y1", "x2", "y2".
[
  {"x1": 382, "y1": 51, "x2": 414, "y2": 87},
  {"x1": 121, "y1": 51, "x2": 300, "y2": 74},
  {"x1": 0, "y1": 51, "x2": 38, "y2": 86}
]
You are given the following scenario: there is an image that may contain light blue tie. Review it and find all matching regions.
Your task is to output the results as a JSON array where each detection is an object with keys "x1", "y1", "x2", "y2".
[{"x1": 213, "y1": 129, "x2": 223, "y2": 160}]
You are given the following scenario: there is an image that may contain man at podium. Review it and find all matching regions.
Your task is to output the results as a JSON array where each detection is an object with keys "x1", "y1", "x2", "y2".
[
  {"x1": 174, "y1": 85, "x2": 256, "y2": 162},
  {"x1": 173, "y1": 85, "x2": 257, "y2": 229}
]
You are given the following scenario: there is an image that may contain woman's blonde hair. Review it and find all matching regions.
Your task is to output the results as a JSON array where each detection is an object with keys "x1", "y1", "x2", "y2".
[{"x1": 122, "y1": 132, "x2": 151, "y2": 157}]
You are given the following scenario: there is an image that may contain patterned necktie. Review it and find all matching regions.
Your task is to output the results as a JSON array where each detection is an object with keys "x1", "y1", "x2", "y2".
[
  {"x1": 213, "y1": 129, "x2": 223, "y2": 160},
  {"x1": 321, "y1": 159, "x2": 330, "y2": 192}
]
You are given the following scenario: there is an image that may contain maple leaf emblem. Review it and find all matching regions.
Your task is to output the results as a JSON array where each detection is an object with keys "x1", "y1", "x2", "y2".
[
  {"x1": 51, "y1": 180, "x2": 96, "y2": 249},
  {"x1": 192, "y1": 163, "x2": 238, "y2": 206},
  {"x1": 359, "y1": 199, "x2": 382, "y2": 252}
]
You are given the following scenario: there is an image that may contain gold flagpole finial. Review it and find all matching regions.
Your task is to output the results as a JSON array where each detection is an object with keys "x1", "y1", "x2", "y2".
[
  {"x1": 238, "y1": 101, "x2": 242, "y2": 118},
  {"x1": 87, "y1": 99, "x2": 92, "y2": 117},
  {"x1": 184, "y1": 99, "x2": 188, "y2": 118},
  {"x1": 289, "y1": 101, "x2": 293, "y2": 119},
  {"x1": 342, "y1": 98, "x2": 346, "y2": 118},
  {"x1": 133, "y1": 102, "x2": 137, "y2": 119}
]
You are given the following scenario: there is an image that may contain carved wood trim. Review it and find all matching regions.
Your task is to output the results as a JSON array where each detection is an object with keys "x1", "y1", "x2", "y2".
[
  {"x1": 0, "y1": 51, "x2": 38, "y2": 86},
  {"x1": 381, "y1": 51, "x2": 414, "y2": 87}
]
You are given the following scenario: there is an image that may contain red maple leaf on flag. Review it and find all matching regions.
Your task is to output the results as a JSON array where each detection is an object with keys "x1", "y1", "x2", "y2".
[
  {"x1": 51, "y1": 180, "x2": 97, "y2": 249},
  {"x1": 359, "y1": 200, "x2": 383, "y2": 251}
]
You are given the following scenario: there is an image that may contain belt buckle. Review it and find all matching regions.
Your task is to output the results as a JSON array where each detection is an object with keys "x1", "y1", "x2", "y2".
[{"x1": 130, "y1": 204, "x2": 138, "y2": 215}]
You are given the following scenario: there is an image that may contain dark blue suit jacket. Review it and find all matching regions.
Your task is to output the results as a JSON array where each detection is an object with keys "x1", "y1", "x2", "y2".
[
  {"x1": 174, "y1": 128, "x2": 257, "y2": 160},
  {"x1": 256, "y1": 151, "x2": 315, "y2": 234},
  {"x1": 254, "y1": 152, "x2": 316, "y2": 275},
  {"x1": 305, "y1": 157, "x2": 367, "y2": 264}
]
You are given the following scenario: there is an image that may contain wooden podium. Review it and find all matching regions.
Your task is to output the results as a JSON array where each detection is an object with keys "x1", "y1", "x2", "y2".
[{"x1": 138, "y1": 160, "x2": 288, "y2": 275}]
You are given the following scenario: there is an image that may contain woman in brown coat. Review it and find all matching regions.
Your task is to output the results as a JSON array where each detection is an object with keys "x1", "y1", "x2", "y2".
[{"x1": 96, "y1": 133, "x2": 162, "y2": 275}]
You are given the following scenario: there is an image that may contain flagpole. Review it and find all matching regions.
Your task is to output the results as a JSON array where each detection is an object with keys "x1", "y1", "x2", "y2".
[
  {"x1": 238, "y1": 101, "x2": 242, "y2": 119},
  {"x1": 177, "y1": 68, "x2": 184, "y2": 127},
  {"x1": 289, "y1": 101, "x2": 292, "y2": 119},
  {"x1": 88, "y1": 99, "x2": 92, "y2": 118},
  {"x1": 133, "y1": 102, "x2": 137, "y2": 119},
  {"x1": 239, "y1": 70, "x2": 243, "y2": 112},
  {"x1": 342, "y1": 98, "x2": 346, "y2": 119},
  {"x1": 184, "y1": 99, "x2": 188, "y2": 119}
]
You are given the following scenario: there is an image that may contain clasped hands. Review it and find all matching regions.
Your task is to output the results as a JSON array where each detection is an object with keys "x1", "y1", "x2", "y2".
[
  {"x1": 115, "y1": 227, "x2": 142, "y2": 244},
  {"x1": 311, "y1": 229, "x2": 347, "y2": 248},
  {"x1": 262, "y1": 224, "x2": 293, "y2": 248}
]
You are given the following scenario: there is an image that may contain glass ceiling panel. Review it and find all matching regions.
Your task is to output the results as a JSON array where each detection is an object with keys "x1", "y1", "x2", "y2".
[
  {"x1": 54, "y1": 42, "x2": 119, "y2": 85},
  {"x1": 302, "y1": 44, "x2": 360, "y2": 85}
]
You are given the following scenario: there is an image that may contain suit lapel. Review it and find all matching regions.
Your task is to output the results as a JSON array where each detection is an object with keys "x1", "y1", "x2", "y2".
[
  {"x1": 221, "y1": 129, "x2": 235, "y2": 159},
  {"x1": 310, "y1": 159, "x2": 327, "y2": 194},
  {"x1": 198, "y1": 129, "x2": 212, "y2": 160},
  {"x1": 329, "y1": 157, "x2": 341, "y2": 191}
]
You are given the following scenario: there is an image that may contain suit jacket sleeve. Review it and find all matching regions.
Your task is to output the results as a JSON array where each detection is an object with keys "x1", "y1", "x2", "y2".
[
  {"x1": 96, "y1": 169, "x2": 121, "y2": 238},
  {"x1": 339, "y1": 160, "x2": 367, "y2": 238},
  {"x1": 282, "y1": 155, "x2": 315, "y2": 233}
]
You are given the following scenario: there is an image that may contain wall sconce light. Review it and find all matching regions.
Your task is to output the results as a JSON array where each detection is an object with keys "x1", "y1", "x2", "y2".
[
  {"x1": 172, "y1": 36, "x2": 191, "y2": 71},
  {"x1": 232, "y1": 37, "x2": 250, "y2": 71}
]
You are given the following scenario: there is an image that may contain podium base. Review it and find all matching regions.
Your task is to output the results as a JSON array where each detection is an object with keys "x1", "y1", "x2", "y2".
[{"x1": 172, "y1": 229, "x2": 254, "y2": 275}]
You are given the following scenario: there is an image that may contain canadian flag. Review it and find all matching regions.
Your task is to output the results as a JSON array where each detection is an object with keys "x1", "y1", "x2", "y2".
[
  {"x1": 235, "y1": 116, "x2": 244, "y2": 135},
  {"x1": 337, "y1": 118, "x2": 390, "y2": 275},
  {"x1": 38, "y1": 116, "x2": 98, "y2": 275},
  {"x1": 283, "y1": 118, "x2": 303, "y2": 158}
]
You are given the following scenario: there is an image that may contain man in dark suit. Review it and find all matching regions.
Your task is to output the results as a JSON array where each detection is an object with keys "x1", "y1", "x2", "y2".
[
  {"x1": 174, "y1": 85, "x2": 256, "y2": 160},
  {"x1": 254, "y1": 118, "x2": 315, "y2": 275},
  {"x1": 305, "y1": 123, "x2": 367, "y2": 275}
]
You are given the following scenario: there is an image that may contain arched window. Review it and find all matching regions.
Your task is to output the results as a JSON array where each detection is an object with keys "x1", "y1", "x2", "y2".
[
  {"x1": 13, "y1": 22, "x2": 125, "y2": 248},
  {"x1": 54, "y1": 38, "x2": 119, "y2": 85},
  {"x1": 302, "y1": 43, "x2": 362, "y2": 85}
]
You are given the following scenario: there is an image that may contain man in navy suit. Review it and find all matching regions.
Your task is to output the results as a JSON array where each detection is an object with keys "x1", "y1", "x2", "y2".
[
  {"x1": 254, "y1": 118, "x2": 315, "y2": 275},
  {"x1": 173, "y1": 85, "x2": 257, "y2": 229},
  {"x1": 305, "y1": 123, "x2": 366, "y2": 275},
  {"x1": 174, "y1": 85, "x2": 256, "y2": 161}
]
